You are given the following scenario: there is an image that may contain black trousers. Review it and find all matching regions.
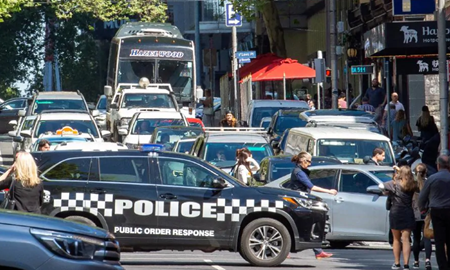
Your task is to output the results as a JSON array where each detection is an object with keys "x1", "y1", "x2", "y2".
[
  {"x1": 412, "y1": 220, "x2": 432, "y2": 262},
  {"x1": 430, "y1": 208, "x2": 450, "y2": 270}
]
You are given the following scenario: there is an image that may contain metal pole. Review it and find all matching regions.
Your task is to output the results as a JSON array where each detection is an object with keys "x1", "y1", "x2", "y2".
[
  {"x1": 385, "y1": 59, "x2": 391, "y2": 139},
  {"x1": 317, "y1": 83, "x2": 321, "y2": 110},
  {"x1": 438, "y1": 0, "x2": 448, "y2": 155},
  {"x1": 194, "y1": 1, "x2": 201, "y2": 86},
  {"x1": 232, "y1": 26, "x2": 239, "y2": 120},
  {"x1": 345, "y1": 60, "x2": 349, "y2": 108},
  {"x1": 330, "y1": 0, "x2": 338, "y2": 109},
  {"x1": 283, "y1": 73, "x2": 286, "y2": 100}
]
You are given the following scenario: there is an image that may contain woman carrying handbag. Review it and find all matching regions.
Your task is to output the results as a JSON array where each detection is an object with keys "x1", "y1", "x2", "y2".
[{"x1": 0, "y1": 152, "x2": 44, "y2": 214}]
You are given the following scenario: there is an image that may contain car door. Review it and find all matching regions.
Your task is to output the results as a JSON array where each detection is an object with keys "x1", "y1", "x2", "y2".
[
  {"x1": 155, "y1": 156, "x2": 233, "y2": 248},
  {"x1": 87, "y1": 155, "x2": 159, "y2": 246},
  {"x1": 331, "y1": 170, "x2": 388, "y2": 240},
  {"x1": 0, "y1": 99, "x2": 25, "y2": 133},
  {"x1": 40, "y1": 157, "x2": 92, "y2": 215},
  {"x1": 309, "y1": 168, "x2": 338, "y2": 216}
]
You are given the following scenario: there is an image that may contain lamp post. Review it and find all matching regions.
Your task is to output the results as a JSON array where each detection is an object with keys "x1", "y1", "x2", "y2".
[{"x1": 345, "y1": 47, "x2": 358, "y2": 108}]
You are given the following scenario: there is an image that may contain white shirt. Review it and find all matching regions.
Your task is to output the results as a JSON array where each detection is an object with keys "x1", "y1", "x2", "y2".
[
  {"x1": 384, "y1": 101, "x2": 405, "y2": 112},
  {"x1": 237, "y1": 165, "x2": 251, "y2": 185}
]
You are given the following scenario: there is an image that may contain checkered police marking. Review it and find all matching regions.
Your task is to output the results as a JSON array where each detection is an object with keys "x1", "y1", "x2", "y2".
[
  {"x1": 53, "y1": 193, "x2": 284, "y2": 221},
  {"x1": 53, "y1": 192, "x2": 114, "y2": 217}
]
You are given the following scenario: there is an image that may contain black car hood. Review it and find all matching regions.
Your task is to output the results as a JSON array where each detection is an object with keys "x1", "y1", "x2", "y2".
[
  {"x1": 256, "y1": 186, "x2": 322, "y2": 201},
  {"x1": 0, "y1": 210, "x2": 110, "y2": 239}
]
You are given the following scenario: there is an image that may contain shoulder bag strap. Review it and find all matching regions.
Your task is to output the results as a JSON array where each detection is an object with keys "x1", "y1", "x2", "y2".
[{"x1": 8, "y1": 176, "x2": 16, "y2": 200}]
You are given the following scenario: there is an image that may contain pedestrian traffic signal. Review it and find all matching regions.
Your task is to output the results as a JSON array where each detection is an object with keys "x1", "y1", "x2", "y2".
[{"x1": 326, "y1": 68, "x2": 331, "y2": 77}]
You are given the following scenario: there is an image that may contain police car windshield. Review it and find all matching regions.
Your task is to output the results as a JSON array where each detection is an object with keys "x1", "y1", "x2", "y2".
[
  {"x1": 317, "y1": 139, "x2": 394, "y2": 166},
  {"x1": 121, "y1": 93, "x2": 175, "y2": 108},
  {"x1": 35, "y1": 120, "x2": 99, "y2": 138},
  {"x1": 132, "y1": 119, "x2": 185, "y2": 134},
  {"x1": 34, "y1": 99, "x2": 87, "y2": 114},
  {"x1": 204, "y1": 143, "x2": 274, "y2": 167}
]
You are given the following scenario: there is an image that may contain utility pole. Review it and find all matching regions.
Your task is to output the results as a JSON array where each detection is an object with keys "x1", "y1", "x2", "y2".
[
  {"x1": 194, "y1": 1, "x2": 202, "y2": 87},
  {"x1": 232, "y1": 26, "x2": 239, "y2": 119},
  {"x1": 330, "y1": 0, "x2": 338, "y2": 109},
  {"x1": 438, "y1": 0, "x2": 448, "y2": 155}
]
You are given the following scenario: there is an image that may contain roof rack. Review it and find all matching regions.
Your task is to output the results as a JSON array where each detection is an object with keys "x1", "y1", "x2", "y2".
[
  {"x1": 203, "y1": 127, "x2": 268, "y2": 134},
  {"x1": 117, "y1": 83, "x2": 173, "y2": 92},
  {"x1": 39, "y1": 109, "x2": 90, "y2": 115}
]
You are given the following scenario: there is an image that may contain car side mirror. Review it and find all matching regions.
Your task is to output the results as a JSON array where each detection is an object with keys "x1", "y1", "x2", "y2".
[
  {"x1": 104, "y1": 85, "x2": 113, "y2": 97},
  {"x1": 366, "y1": 185, "x2": 382, "y2": 195},
  {"x1": 20, "y1": 130, "x2": 31, "y2": 138},
  {"x1": 110, "y1": 103, "x2": 118, "y2": 109},
  {"x1": 8, "y1": 120, "x2": 17, "y2": 126},
  {"x1": 92, "y1": 110, "x2": 100, "y2": 117},
  {"x1": 195, "y1": 86, "x2": 204, "y2": 102},
  {"x1": 88, "y1": 103, "x2": 96, "y2": 111},
  {"x1": 212, "y1": 178, "x2": 227, "y2": 189},
  {"x1": 13, "y1": 136, "x2": 24, "y2": 143},
  {"x1": 118, "y1": 128, "x2": 128, "y2": 136},
  {"x1": 101, "y1": 130, "x2": 112, "y2": 138},
  {"x1": 8, "y1": 131, "x2": 17, "y2": 137},
  {"x1": 18, "y1": 109, "x2": 26, "y2": 117},
  {"x1": 253, "y1": 173, "x2": 265, "y2": 183}
]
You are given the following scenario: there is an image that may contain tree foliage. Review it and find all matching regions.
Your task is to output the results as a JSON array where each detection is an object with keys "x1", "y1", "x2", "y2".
[{"x1": 227, "y1": 0, "x2": 286, "y2": 58}]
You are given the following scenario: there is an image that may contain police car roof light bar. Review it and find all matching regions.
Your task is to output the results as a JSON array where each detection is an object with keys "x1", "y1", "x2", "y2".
[
  {"x1": 116, "y1": 83, "x2": 174, "y2": 92},
  {"x1": 39, "y1": 109, "x2": 90, "y2": 115},
  {"x1": 140, "y1": 144, "x2": 165, "y2": 152}
]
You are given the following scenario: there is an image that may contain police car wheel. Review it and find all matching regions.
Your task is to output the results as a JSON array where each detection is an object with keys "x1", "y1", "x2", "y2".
[
  {"x1": 65, "y1": 216, "x2": 96, "y2": 227},
  {"x1": 240, "y1": 218, "x2": 291, "y2": 266}
]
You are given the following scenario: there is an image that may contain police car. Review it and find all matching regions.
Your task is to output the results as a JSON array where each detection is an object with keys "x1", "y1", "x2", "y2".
[{"x1": 32, "y1": 146, "x2": 328, "y2": 267}]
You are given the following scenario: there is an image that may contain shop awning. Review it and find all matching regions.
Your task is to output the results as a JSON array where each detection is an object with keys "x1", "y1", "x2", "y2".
[
  {"x1": 238, "y1": 53, "x2": 283, "y2": 81},
  {"x1": 364, "y1": 21, "x2": 450, "y2": 58},
  {"x1": 251, "y1": 58, "x2": 316, "y2": 82}
]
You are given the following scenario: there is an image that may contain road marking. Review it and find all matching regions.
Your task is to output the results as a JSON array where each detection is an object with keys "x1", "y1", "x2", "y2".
[{"x1": 204, "y1": 259, "x2": 226, "y2": 270}]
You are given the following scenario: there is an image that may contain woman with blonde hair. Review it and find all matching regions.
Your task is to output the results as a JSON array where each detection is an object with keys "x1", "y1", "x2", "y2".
[
  {"x1": 391, "y1": 109, "x2": 412, "y2": 141},
  {"x1": 0, "y1": 152, "x2": 43, "y2": 214},
  {"x1": 380, "y1": 166, "x2": 418, "y2": 270},
  {"x1": 416, "y1": 106, "x2": 438, "y2": 141}
]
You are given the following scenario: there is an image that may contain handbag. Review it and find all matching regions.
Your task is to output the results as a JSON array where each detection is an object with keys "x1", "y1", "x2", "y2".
[
  {"x1": 424, "y1": 213, "x2": 434, "y2": 239},
  {"x1": 1, "y1": 176, "x2": 16, "y2": 210}
]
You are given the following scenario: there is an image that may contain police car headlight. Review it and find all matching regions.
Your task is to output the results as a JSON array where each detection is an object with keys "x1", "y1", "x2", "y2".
[
  {"x1": 120, "y1": 117, "x2": 131, "y2": 127},
  {"x1": 31, "y1": 228, "x2": 104, "y2": 260},
  {"x1": 282, "y1": 196, "x2": 313, "y2": 209}
]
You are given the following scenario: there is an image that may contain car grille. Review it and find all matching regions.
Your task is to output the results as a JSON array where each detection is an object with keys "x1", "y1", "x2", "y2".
[{"x1": 94, "y1": 239, "x2": 121, "y2": 265}]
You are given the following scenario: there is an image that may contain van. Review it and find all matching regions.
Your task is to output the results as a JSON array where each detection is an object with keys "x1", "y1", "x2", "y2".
[
  {"x1": 284, "y1": 127, "x2": 395, "y2": 165},
  {"x1": 246, "y1": 100, "x2": 309, "y2": 127}
]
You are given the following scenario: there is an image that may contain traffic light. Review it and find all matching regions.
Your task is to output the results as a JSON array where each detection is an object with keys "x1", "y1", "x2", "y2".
[{"x1": 326, "y1": 68, "x2": 331, "y2": 77}]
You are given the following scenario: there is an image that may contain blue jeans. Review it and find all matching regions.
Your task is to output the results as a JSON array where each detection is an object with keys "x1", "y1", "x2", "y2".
[{"x1": 313, "y1": 248, "x2": 323, "y2": 255}]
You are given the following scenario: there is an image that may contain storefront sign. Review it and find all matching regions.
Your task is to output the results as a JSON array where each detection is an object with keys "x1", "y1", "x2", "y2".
[{"x1": 396, "y1": 58, "x2": 441, "y2": 75}]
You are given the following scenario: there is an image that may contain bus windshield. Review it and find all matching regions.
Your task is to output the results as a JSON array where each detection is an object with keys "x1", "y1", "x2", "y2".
[{"x1": 118, "y1": 59, "x2": 193, "y2": 103}]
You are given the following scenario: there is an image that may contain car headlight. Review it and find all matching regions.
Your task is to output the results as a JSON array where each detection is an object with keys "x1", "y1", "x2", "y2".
[
  {"x1": 120, "y1": 118, "x2": 131, "y2": 126},
  {"x1": 30, "y1": 228, "x2": 105, "y2": 260},
  {"x1": 282, "y1": 196, "x2": 313, "y2": 209}
]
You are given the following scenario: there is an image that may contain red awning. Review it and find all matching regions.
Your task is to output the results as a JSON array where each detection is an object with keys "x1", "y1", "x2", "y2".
[
  {"x1": 238, "y1": 53, "x2": 283, "y2": 80},
  {"x1": 252, "y1": 58, "x2": 316, "y2": 82}
]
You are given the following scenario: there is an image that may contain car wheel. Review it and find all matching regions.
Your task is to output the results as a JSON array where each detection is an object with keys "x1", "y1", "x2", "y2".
[
  {"x1": 240, "y1": 218, "x2": 291, "y2": 266},
  {"x1": 65, "y1": 216, "x2": 96, "y2": 227},
  {"x1": 329, "y1": 241, "x2": 352, "y2": 249}
]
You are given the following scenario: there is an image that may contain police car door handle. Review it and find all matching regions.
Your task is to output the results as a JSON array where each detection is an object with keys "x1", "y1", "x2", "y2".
[
  {"x1": 159, "y1": 193, "x2": 177, "y2": 200},
  {"x1": 90, "y1": 188, "x2": 106, "y2": 194}
]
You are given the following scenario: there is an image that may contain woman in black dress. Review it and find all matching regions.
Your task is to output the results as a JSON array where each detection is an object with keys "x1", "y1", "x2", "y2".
[{"x1": 381, "y1": 165, "x2": 417, "y2": 270}]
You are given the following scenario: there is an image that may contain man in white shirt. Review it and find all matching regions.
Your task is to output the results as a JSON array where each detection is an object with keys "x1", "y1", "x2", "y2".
[{"x1": 382, "y1": 92, "x2": 405, "y2": 126}]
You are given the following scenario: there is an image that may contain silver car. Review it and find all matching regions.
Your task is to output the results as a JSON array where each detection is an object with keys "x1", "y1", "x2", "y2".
[{"x1": 265, "y1": 164, "x2": 394, "y2": 248}]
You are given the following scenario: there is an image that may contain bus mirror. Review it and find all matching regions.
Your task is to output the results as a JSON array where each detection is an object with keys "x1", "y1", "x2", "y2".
[
  {"x1": 104, "y1": 85, "x2": 113, "y2": 97},
  {"x1": 196, "y1": 86, "x2": 203, "y2": 101}
]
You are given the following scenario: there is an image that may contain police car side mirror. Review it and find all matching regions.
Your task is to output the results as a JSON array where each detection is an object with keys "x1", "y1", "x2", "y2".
[
  {"x1": 118, "y1": 128, "x2": 128, "y2": 136},
  {"x1": 101, "y1": 130, "x2": 112, "y2": 138},
  {"x1": 20, "y1": 130, "x2": 31, "y2": 138},
  {"x1": 212, "y1": 178, "x2": 227, "y2": 189},
  {"x1": 110, "y1": 103, "x2": 118, "y2": 109}
]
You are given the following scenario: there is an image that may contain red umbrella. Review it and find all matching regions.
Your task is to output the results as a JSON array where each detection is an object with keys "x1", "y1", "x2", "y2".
[
  {"x1": 238, "y1": 53, "x2": 282, "y2": 82},
  {"x1": 252, "y1": 58, "x2": 316, "y2": 81}
]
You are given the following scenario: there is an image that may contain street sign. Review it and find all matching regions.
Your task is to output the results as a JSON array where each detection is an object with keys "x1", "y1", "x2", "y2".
[
  {"x1": 351, "y1": 65, "x2": 374, "y2": 75},
  {"x1": 235, "y1": 51, "x2": 256, "y2": 59},
  {"x1": 392, "y1": 0, "x2": 435, "y2": 16},
  {"x1": 239, "y1": 58, "x2": 251, "y2": 64},
  {"x1": 225, "y1": 3, "x2": 242, "y2": 27},
  {"x1": 313, "y1": 58, "x2": 326, "y2": 83}
]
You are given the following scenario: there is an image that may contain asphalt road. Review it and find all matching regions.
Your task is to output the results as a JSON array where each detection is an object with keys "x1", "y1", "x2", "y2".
[
  {"x1": 0, "y1": 136, "x2": 440, "y2": 269},
  {"x1": 121, "y1": 246, "x2": 439, "y2": 270}
]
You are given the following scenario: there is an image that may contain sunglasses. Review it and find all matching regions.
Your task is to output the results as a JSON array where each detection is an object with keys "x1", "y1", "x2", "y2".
[{"x1": 305, "y1": 160, "x2": 312, "y2": 164}]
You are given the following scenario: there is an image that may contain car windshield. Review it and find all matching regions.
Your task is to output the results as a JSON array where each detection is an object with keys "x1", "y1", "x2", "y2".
[
  {"x1": 274, "y1": 117, "x2": 308, "y2": 134},
  {"x1": 370, "y1": 170, "x2": 394, "y2": 182},
  {"x1": 204, "y1": 143, "x2": 274, "y2": 167},
  {"x1": 97, "y1": 97, "x2": 107, "y2": 110},
  {"x1": 153, "y1": 128, "x2": 203, "y2": 150},
  {"x1": 35, "y1": 120, "x2": 99, "y2": 138},
  {"x1": 176, "y1": 140, "x2": 195, "y2": 153},
  {"x1": 317, "y1": 139, "x2": 394, "y2": 165},
  {"x1": 252, "y1": 107, "x2": 306, "y2": 127},
  {"x1": 121, "y1": 93, "x2": 175, "y2": 109},
  {"x1": 131, "y1": 119, "x2": 185, "y2": 134},
  {"x1": 33, "y1": 99, "x2": 87, "y2": 114}
]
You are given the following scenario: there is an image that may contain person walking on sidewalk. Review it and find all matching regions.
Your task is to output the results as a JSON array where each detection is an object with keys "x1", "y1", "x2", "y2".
[
  {"x1": 288, "y1": 151, "x2": 337, "y2": 259},
  {"x1": 201, "y1": 89, "x2": 215, "y2": 127},
  {"x1": 418, "y1": 155, "x2": 450, "y2": 270},
  {"x1": 380, "y1": 165, "x2": 417, "y2": 270}
]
